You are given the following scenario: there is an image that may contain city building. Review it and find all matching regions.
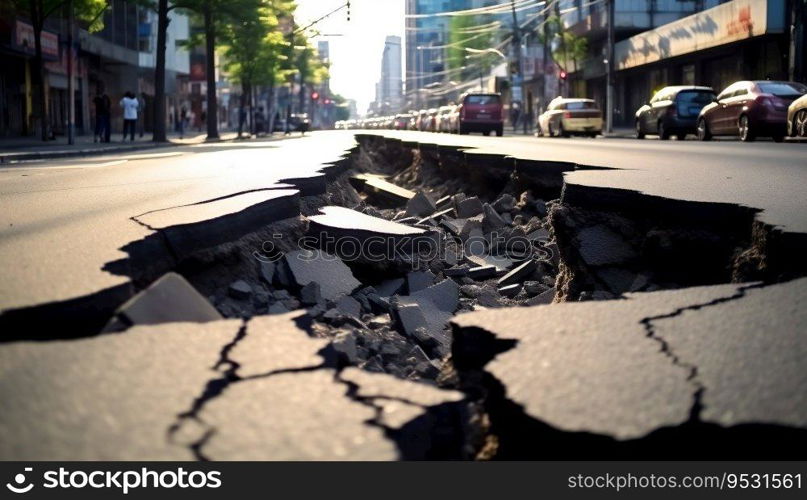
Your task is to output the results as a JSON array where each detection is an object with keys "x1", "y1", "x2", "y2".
[
  {"x1": 405, "y1": 0, "x2": 475, "y2": 108},
  {"x1": 0, "y1": 0, "x2": 191, "y2": 138},
  {"x1": 557, "y1": 0, "x2": 801, "y2": 126},
  {"x1": 372, "y1": 35, "x2": 403, "y2": 114}
]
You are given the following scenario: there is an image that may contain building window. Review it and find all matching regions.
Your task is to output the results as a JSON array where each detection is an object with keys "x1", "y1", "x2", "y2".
[{"x1": 682, "y1": 64, "x2": 695, "y2": 85}]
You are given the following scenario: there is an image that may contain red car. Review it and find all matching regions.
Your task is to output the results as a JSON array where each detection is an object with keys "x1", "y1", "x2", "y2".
[
  {"x1": 457, "y1": 93, "x2": 503, "y2": 136},
  {"x1": 697, "y1": 80, "x2": 807, "y2": 142}
]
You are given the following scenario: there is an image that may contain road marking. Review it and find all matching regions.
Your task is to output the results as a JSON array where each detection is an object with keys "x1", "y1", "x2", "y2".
[
  {"x1": 117, "y1": 151, "x2": 184, "y2": 160},
  {"x1": 0, "y1": 159, "x2": 129, "y2": 172}
]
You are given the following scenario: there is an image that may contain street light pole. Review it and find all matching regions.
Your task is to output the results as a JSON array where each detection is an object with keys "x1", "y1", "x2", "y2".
[
  {"x1": 606, "y1": 0, "x2": 615, "y2": 134},
  {"x1": 511, "y1": 0, "x2": 527, "y2": 134},
  {"x1": 67, "y1": 0, "x2": 75, "y2": 145}
]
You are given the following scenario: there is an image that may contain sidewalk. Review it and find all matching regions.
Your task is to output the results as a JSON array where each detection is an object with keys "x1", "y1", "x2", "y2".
[{"x1": 0, "y1": 131, "x2": 240, "y2": 163}]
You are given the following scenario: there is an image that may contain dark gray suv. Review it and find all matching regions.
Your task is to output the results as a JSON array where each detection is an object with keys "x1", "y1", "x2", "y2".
[{"x1": 635, "y1": 86, "x2": 716, "y2": 140}]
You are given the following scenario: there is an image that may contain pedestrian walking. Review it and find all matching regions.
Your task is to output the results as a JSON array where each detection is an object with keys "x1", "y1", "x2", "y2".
[
  {"x1": 120, "y1": 91, "x2": 139, "y2": 141},
  {"x1": 93, "y1": 87, "x2": 111, "y2": 143},
  {"x1": 178, "y1": 106, "x2": 188, "y2": 139}
]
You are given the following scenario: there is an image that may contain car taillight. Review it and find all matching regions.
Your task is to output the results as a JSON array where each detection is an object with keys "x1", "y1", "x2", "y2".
[{"x1": 563, "y1": 111, "x2": 572, "y2": 119}]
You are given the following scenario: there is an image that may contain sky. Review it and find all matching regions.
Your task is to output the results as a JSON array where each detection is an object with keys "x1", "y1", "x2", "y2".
[{"x1": 294, "y1": 0, "x2": 405, "y2": 115}]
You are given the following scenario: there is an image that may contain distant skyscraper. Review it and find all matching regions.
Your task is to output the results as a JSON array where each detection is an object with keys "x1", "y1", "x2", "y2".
[
  {"x1": 405, "y1": 0, "x2": 488, "y2": 107},
  {"x1": 377, "y1": 35, "x2": 403, "y2": 112}
]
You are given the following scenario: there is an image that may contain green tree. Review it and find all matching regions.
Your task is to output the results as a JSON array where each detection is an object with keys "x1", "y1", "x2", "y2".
[
  {"x1": 221, "y1": 0, "x2": 281, "y2": 135},
  {"x1": 446, "y1": 14, "x2": 495, "y2": 84},
  {"x1": 9, "y1": 0, "x2": 107, "y2": 140},
  {"x1": 541, "y1": 15, "x2": 587, "y2": 75}
]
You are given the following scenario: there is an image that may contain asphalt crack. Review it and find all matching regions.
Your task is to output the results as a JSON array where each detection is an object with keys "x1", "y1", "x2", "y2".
[
  {"x1": 167, "y1": 318, "x2": 330, "y2": 461},
  {"x1": 638, "y1": 282, "x2": 767, "y2": 422}
]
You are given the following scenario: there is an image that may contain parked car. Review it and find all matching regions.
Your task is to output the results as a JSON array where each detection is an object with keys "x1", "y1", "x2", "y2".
[
  {"x1": 457, "y1": 92, "x2": 504, "y2": 136},
  {"x1": 697, "y1": 80, "x2": 807, "y2": 142},
  {"x1": 635, "y1": 86, "x2": 715, "y2": 140},
  {"x1": 287, "y1": 113, "x2": 310, "y2": 134},
  {"x1": 446, "y1": 105, "x2": 460, "y2": 133},
  {"x1": 416, "y1": 109, "x2": 430, "y2": 131},
  {"x1": 393, "y1": 113, "x2": 412, "y2": 130},
  {"x1": 787, "y1": 93, "x2": 807, "y2": 138},
  {"x1": 425, "y1": 108, "x2": 439, "y2": 132},
  {"x1": 538, "y1": 97, "x2": 603, "y2": 137},
  {"x1": 436, "y1": 105, "x2": 454, "y2": 132}
]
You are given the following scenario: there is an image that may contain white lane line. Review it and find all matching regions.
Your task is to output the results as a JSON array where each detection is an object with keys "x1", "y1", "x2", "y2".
[{"x1": 0, "y1": 159, "x2": 129, "y2": 172}]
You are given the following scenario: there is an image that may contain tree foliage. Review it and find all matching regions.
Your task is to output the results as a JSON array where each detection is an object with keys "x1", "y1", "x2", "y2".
[
  {"x1": 540, "y1": 15, "x2": 587, "y2": 73},
  {"x1": 446, "y1": 14, "x2": 496, "y2": 80}
]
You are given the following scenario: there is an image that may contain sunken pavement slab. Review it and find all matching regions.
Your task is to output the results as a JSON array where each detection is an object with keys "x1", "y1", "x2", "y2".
[
  {"x1": 451, "y1": 278, "x2": 807, "y2": 458},
  {"x1": 135, "y1": 189, "x2": 301, "y2": 258},
  {"x1": 308, "y1": 206, "x2": 439, "y2": 261}
]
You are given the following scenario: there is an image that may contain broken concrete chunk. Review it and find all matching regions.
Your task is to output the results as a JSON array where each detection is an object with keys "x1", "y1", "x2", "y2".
[
  {"x1": 482, "y1": 203, "x2": 506, "y2": 232},
  {"x1": 445, "y1": 265, "x2": 471, "y2": 277},
  {"x1": 410, "y1": 279, "x2": 460, "y2": 313},
  {"x1": 492, "y1": 193, "x2": 516, "y2": 213},
  {"x1": 405, "y1": 192, "x2": 437, "y2": 217},
  {"x1": 476, "y1": 288, "x2": 503, "y2": 308},
  {"x1": 440, "y1": 217, "x2": 466, "y2": 235},
  {"x1": 104, "y1": 272, "x2": 221, "y2": 331},
  {"x1": 467, "y1": 254, "x2": 514, "y2": 272},
  {"x1": 498, "y1": 259, "x2": 537, "y2": 287},
  {"x1": 268, "y1": 302, "x2": 289, "y2": 314},
  {"x1": 468, "y1": 265, "x2": 497, "y2": 281},
  {"x1": 456, "y1": 196, "x2": 484, "y2": 218},
  {"x1": 435, "y1": 195, "x2": 453, "y2": 209},
  {"x1": 332, "y1": 331, "x2": 361, "y2": 364},
  {"x1": 525, "y1": 289, "x2": 555, "y2": 306},
  {"x1": 523, "y1": 281, "x2": 547, "y2": 296},
  {"x1": 407, "y1": 270, "x2": 436, "y2": 293},
  {"x1": 300, "y1": 282, "x2": 322, "y2": 306},
  {"x1": 577, "y1": 225, "x2": 637, "y2": 267},
  {"x1": 376, "y1": 277, "x2": 405, "y2": 297},
  {"x1": 395, "y1": 303, "x2": 429, "y2": 338},
  {"x1": 459, "y1": 216, "x2": 484, "y2": 242},
  {"x1": 417, "y1": 207, "x2": 455, "y2": 226},
  {"x1": 259, "y1": 261, "x2": 275, "y2": 285},
  {"x1": 498, "y1": 283, "x2": 522, "y2": 298},
  {"x1": 336, "y1": 296, "x2": 362, "y2": 318},
  {"x1": 283, "y1": 249, "x2": 361, "y2": 302},
  {"x1": 228, "y1": 280, "x2": 253, "y2": 300}
]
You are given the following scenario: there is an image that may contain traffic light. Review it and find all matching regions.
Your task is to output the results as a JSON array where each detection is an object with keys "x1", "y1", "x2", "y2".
[
  {"x1": 346, "y1": 1, "x2": 350, "y2": 21},
  {"x1": 311, "y1": 91, "x2": 320, "y2": 101},
  {"x1": 559, "y1": 70, "x2": 567, "y2": 80}
]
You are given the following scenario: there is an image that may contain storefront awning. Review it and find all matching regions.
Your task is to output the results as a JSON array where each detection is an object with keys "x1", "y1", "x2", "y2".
[{"x1": 615, "y1": 0, "x2": 785, "y2": 71}]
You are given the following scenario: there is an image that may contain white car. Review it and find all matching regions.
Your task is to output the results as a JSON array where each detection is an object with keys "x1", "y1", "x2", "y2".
[{"x1": 538, "y1": 97, "x2": 603, "y2": 137}]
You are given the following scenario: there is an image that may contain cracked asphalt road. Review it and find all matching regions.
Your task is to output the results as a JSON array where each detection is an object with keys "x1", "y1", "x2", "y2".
[{"x1": 1, "y1": 130, "x2": 805, "y2": 460}]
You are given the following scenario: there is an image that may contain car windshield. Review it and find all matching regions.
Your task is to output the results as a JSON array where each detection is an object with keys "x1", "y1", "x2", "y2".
[
  {"x1": 465, "y1": 95, "x2": 500, "y2": 105},
  {"x1": 676, "y1": 91, "x2": 715, "y2": 104},
  {"x1": 756, "y1": 82, "x2": 807, "y2": 97},
  {"x1": 565, "y1": 101, "x2": 597, "y2": 110}
]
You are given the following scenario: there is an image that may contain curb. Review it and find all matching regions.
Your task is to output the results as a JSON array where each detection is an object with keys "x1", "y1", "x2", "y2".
[{"x1": 0, "y1": 135, "x2": 242, "y2": 164}]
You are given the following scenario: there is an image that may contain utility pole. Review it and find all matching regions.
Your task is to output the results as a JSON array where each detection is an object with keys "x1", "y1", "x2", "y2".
[
  {"x1": 606, "y1": 0, "x2": 615, "y2": 133},
  {"x1": 67, "y1": 0, "x2": 75, "y2": 144},
  {"x1": 511, "y1": 0, "x2": 527, "y2": 134}
]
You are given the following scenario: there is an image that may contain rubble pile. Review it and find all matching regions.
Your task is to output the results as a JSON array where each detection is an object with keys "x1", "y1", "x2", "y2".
[{"x1": 203, "y1": 185, "x2": 560, "y2": 383}]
